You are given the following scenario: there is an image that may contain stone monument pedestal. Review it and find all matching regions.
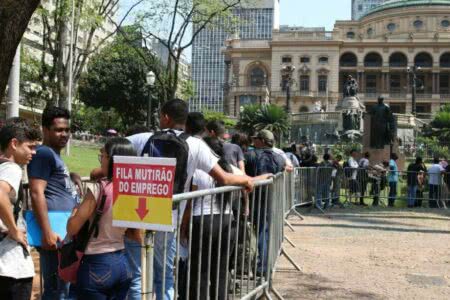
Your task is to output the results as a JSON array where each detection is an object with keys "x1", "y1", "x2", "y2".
[{"x1": 363, "y1": 114, "x2": 404, "y2": 170}]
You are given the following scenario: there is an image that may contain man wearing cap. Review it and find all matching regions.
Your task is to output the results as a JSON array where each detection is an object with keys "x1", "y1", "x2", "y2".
[{"x1": 245, "y1": 129, "x2": 285, "y2": 276}]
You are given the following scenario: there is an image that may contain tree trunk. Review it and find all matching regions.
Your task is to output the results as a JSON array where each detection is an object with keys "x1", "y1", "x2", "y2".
[{"x1": 0, "y1": 0, "x2": 40, "y2": 102}]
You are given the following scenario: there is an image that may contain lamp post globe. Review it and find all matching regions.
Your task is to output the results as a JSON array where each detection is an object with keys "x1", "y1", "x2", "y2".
[{"x1": 146, "y1": 71, "x2": 156, "y2": 129}]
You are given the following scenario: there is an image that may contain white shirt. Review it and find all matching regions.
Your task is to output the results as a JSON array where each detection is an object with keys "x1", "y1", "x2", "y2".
[
  {"x1": 192, "y1": 170, "x2": 231, "y2": 216},
  {"x1": 127, "y1": 131, "x2": 219, "y2": 225},
  {"x1": 0, "y1": 161, "x2": 35, "y2": 279},
  {"x1": 428, "y1": 164, "x2": 444, "y2": 185},
  {"x1": 272, "y1": 147, "x2": 291, "y2": 167},
  {"x1": 348, "y1": 157, "x2": 359, "y2": 180}
]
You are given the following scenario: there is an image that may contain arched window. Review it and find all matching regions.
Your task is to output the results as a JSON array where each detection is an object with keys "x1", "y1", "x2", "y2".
[
  {"x1": 346, "y1": 31, "x2": 355, "y2": 39},
  {"x1": 249, "y1": 67, "x2": 266, "y2": 87},
  {"x1": 413, "y1": 20, "x2": 423, "y2": 29},
  {"x1": 414, "y1": 52, "x2": 433, "y2": 67},
  {"x1": 364, "y1": 52, "x2": 382, "y2": 67},
  {"x1": 441, "y1": 19, "x2": 450, "y2": 28},
  {"x1": 389, "y1": 52, "x2": 408, "y2": 67},
  {"x1": 440, "y1": 52, "x2": 450, "y2": 67},
  {"x1": 387, "y1": 23, "x2": 397, "y2": 32},
  {"x1": 318, "y1": 56, "x2": 329, "y2": 64},
  {"x1": 340, "y1": 52, "x2": 357, "y2": 67},
  {"x1": 367, "y1": 27, "x2": 374, "y2": 37}
]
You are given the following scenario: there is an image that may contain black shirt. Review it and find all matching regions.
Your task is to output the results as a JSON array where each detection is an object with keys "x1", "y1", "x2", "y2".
[{"x1": 407, "y1": 163, "x2": 427, "y2": 186}]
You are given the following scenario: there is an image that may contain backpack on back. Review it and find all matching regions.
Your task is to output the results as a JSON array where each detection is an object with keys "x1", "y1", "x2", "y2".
[
  {"x1": 141, "y1": 130, "x2": 189, "y2": 195},
  {"x1": 253, "y1": 149, "x2": 284, "y2": 175}
]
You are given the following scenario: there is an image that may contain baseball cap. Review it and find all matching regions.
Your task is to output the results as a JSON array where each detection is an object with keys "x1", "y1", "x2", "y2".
[{"x1": 252, "y1": 129, "x2": 275, "y2": 142}]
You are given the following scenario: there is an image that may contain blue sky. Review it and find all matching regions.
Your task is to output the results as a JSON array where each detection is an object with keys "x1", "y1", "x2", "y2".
[{"x1": 280, "y1": 0, "x2": 351, "y2": 30}]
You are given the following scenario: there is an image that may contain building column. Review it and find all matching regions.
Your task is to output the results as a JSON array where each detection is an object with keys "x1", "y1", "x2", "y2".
[
  {"x1": 358, "y1": 71, "x2": 364, "y2": 93},
  {"x1": 380, "y1": 73, "x2": 385, "y2": 93}
]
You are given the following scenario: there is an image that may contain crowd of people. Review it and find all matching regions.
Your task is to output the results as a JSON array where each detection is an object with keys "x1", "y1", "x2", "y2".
[
  {"x1": 0, "y1": 100, "x2": 294, "y2": 300},
  {"x1": 1, "y1": 99, "x2": 449, "y2": 300}
]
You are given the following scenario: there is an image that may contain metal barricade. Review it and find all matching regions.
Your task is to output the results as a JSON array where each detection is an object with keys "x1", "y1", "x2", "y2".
[{"x1": 138, "y1": 173, "x2": 299, "y2": 300}]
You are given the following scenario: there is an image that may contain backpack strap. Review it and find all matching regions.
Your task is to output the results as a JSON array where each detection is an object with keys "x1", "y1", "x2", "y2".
[{"x1": 0, "y1": 159, "x2": 24, "y2": 223}]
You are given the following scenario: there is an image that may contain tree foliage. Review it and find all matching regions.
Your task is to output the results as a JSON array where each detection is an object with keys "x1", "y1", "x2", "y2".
[
  {"x1": 78, "y1": 29, "x2": 158, "y2": 128},
  {"x1": 237, "y1": 104, "x2": 291, "y2": 142},
  {"x1": 71, "y1": 104, "x2": 124, "y2": 134},
  {"x1": 118, "y1": 0, "x2": 250, "y2": 101},
  {"x1": 423, "y1": 104, "x2": 450, "y2": 141},
  {"x1": 203, "y1": 110, "x2": 236, "y2": 128}
]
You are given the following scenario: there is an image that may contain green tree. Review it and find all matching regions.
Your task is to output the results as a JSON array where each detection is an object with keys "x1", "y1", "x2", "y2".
[
  {"x1": 237, "y1": 104, "x2": 290, "y2": 144},
  {"x1": 78, "y1": 31, "x2": 161, "y2": 128},
  {"x1": 118, "y1": 0, "x2": 251, "y2": 101},
  {"x1": 203, "y1": 110, "x2": 237, "y2": 129},
  {"x1": 71, "y1": 104, "x2": 124, "y2": 134}
]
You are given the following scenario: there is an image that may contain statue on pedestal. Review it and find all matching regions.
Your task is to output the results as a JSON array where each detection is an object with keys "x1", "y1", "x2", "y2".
[
  {"x1": 343, "y1": 75, "x2": 358, "y2": 98},
  {"x1": 369, "y1": 96, "x2": 397, "y2": 149}
]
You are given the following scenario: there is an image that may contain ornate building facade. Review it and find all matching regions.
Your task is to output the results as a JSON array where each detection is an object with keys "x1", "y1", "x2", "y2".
[{"x1": 223, "y1": 0, "x2": 450, "y2": 118}]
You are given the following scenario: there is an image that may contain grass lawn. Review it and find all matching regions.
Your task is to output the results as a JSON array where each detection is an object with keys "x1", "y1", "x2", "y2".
[{"x1": 62, "y1": 144, "x2": 100, "y2": 177}]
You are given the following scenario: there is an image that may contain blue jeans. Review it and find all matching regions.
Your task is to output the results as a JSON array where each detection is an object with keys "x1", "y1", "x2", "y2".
[
  {"x1": 315, "y1": 184, "x2": 331, "y2": 209},
  {"x1": 407, "y1": 185, "x2": 417, "y2": 207},
  {"x1": 125, "y1": 238, "x2": 142, "y2": 300},
  {"x1": 77, "y1": 250, "x2": 131, "y2": 300},
  {"x1": 154, "y1": 231, "x2": 176, "y2": 300},
  {"x1": 388, "y1": 182, "x2": 397, "y2": 207},
  {"x1": 429, "y1": 184, "x2": 440, "y2": 208},
  {"x1": 38, "y1": 248, "x2": 76, "y2": 300}
]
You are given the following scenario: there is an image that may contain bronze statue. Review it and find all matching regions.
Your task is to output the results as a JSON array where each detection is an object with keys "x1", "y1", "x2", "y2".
[
  {"x1": 343, "y1": 75, "x2": 358, "y2": 97},
  {"x1": 369, "y1": 96, "x2": 396, "y2": 149}
]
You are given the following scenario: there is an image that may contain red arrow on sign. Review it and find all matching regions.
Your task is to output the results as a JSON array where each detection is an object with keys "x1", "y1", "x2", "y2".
[{"x1": 135, "y1": 197, "x2": 149, "y2": 220}]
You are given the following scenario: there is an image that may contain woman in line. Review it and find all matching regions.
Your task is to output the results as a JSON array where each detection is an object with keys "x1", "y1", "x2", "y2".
[{"x1": 67, "y1": 138, "x2": 141, "y2": 299}]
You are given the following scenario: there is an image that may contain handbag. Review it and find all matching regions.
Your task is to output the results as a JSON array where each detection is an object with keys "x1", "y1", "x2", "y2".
[{"x1": 58, "y1": 181, "x2": 108, "y2": 283}]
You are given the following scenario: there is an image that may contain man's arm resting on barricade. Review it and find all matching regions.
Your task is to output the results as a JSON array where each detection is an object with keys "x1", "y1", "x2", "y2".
[
  {"x1": 29, "y1": 178, "x2": 61, "y2": 250},
  {"x1": 209, "y1": 164, "x2": 254, "y2": 192}
]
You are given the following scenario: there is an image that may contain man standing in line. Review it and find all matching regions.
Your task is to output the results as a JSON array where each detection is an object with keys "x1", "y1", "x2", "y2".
[
  {"x1": 358, "y1": 152, "x2": 370, "y2": 206},
  {"x1": 406, "y1": 157, "x2": 426, "y2": 208},
  {"x1": 388, "y1": 153, "x2": 399, "y2": 207},
  {"x1": 127, "y1": 99, "x2": 254, "y2": 300},
  {"x1": 28, "y1": 107, "x2": 80, "y2": 299},
  {"x1": 206, "y1": 120, "x2": 246, "y2": 173},
  {"x1": 0, "y1": 119, "x2": 41, "y2": 300},
  {"x1": 428, "y1": 157, "x2": 445, "y2": 208},
  {"x1": 347, "y1": 149, "x2": 360, "y2": 204}
]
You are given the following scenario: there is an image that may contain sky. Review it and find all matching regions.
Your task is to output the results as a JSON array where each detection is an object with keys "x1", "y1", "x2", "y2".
[{"x1": 280, "y1": 0, "x2": 352, "y2": 30}]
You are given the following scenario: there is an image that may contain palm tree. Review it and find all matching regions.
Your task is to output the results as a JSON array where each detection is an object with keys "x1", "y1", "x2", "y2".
[{"x1": 237, "y1": 104, "x2": 291, "y2": 145}]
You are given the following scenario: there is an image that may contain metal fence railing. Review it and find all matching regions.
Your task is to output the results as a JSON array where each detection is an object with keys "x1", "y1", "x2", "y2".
[
  {"x1": 292, "y1": 166, "x2": 450, "y2": 211},
  {"x1": 24, "y1": 173, "x2": 302, "y2": 300}
]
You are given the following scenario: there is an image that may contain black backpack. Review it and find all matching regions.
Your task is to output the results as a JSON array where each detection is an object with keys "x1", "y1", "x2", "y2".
[
  {"x1": 141, "y1": 130, "x2": 189, "y2": 195},
  {"x1": 253, "y1": 149, "x2": 284, "y2": 176}
]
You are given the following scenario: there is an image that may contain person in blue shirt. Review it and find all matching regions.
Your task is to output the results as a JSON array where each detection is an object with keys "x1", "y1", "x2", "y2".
[
  {"x1": 388, "y1": 153, "x2": 399, "y2": 207},
  {"x1": 27, "y1": 106, "x2": 80, "y2": 300}
]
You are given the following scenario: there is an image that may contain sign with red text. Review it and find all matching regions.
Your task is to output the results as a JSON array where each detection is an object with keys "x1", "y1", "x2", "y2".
[{"x1": 112, "y1": 156, "x2": 176, "y2": 231}]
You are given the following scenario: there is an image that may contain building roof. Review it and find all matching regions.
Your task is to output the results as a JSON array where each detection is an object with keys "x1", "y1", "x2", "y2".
[{"x1": 362, "y1": 0, "x2": 450, "y2": 18}]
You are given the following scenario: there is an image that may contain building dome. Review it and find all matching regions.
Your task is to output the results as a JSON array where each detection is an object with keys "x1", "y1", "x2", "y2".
[{"x1": 362, "y1": 0, "x2": 450, "y2": 18}]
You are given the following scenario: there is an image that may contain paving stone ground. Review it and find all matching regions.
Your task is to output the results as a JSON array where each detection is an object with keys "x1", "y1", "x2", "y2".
[{"x1": 272, "y1": 207, "x2": 450, "y2": 300}]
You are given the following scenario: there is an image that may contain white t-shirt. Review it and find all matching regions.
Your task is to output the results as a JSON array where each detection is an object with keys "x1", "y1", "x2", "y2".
[
  {"x1": 0, "y1": 161, "x2": 35, "y2": 279},
  {"x1": 192, "y1": 170, "x2": 231, "y2": 216},
  {"x1": 428, "y1": 164, "x2": 444, "y2": 185},
  {"x1": 127, "y1": 131, "x2": 219, "y2": 224},
  {"x1": 348, "y1": 157, "x2": 359, "y2": 180}
]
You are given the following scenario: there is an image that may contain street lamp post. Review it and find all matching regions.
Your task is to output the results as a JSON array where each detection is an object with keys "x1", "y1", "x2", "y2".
[
  {"x1": 281, "y1": 65, "x2": 295, "y2": 113},
  {"x1": 146, "y1": 71, "x2": 156, "y2": 129},
  {"x1": 407, "y1": 65, "x2": 422, "y2": 116}
]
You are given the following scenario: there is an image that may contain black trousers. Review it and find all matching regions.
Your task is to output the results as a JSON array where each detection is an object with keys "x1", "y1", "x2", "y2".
[
  {"x1": 189, "y1": 215, "x2": 234, "y2": 300},
  {"x1": 0, "y1": 276, "x2": 33, "y2": 300}
]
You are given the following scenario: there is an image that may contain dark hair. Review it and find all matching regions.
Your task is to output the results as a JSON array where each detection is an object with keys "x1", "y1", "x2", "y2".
[
  {"x1": 433, "y1": 157, "x2": 440, "y2": 164},
  {"x1": 231, "y1": 132, "x2": 249, "y2": 149},
  {"x1": 415, "y1": 156, "x2": 423, "y2": 164},
  {"x1": 350, "y1": 149, "x2": 358, "y2": 155},
  {"x1": 364, "y1": 152, "x2": 370, "y2": 158},
  {"x1": 42, "y1": 106, "x2": 70, "y2": 129},
  {"x1": 336, "y1": 154, "x2": 343, "y2": 161},
  {"x1": 382, "y1": 161, "x2": 389, "y2": 167},
  {"x1": 323, "y1": 153, "x2": 330, "y2": 161},
  {"x1": 186, "y1": 112, "x2": 206, "y2": 136},
  {"x1": 390, "y1": 153, "x2": 398, "y2": 160},
  {"x1": 206, "y1": 120, "x2": 225, "y2": 137},
  {"x1": 160, "y1": 99, "x2": 188, "y2": 125},
  {"x1": 203, "y1": 137, "x2": 232, "y2": 173},
  {"x1": 0, "y1": 118, "x2": 42, "y2": 151},
  {"x1": 104, "y1": 137, "x2": 137, "y2": 180}
]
